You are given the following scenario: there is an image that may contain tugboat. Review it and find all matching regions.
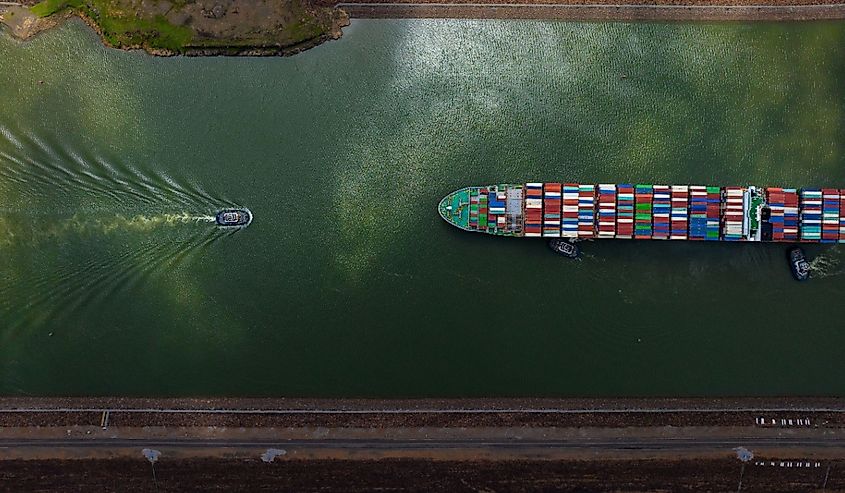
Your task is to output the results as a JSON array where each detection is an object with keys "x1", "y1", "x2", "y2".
[
  {"x1": 549, "y1": 239, "x2": 580, "y2": 259},
  {"x1": 216, "y1": 208, "x2": 253, "y2": 228},
  {"x1": 787, "y1": 246, "x2": 810, "y2": 281}
]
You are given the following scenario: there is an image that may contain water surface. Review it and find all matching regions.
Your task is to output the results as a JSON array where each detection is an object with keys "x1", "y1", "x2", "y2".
[{"x1": 0, "y1": 19, "x2": 843, "y2": 396}]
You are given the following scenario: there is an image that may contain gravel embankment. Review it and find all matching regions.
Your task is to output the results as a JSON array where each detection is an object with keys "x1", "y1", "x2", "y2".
[
  {"x1": 1, "y1": 397, "x2": 843, "y2": 428},
  {"x1": 334, "y1": 2, "x2": 845, "y2": 20}
]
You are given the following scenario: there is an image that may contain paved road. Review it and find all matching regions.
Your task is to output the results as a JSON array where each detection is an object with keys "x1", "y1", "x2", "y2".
[{"x1": 2, "y1": 436, "x2": 844, "y2": 450}]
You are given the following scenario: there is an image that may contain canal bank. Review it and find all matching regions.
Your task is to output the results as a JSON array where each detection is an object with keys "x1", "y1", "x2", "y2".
[
  {"x1": 2, "y1": 397, "x2": 845, "y2": 427},
  {"x1": 2, "y1": 0, "x2": 844, "y2": 57},
  {"x1": 336, "y1": 2, "x2": 845, "y2": 21}
]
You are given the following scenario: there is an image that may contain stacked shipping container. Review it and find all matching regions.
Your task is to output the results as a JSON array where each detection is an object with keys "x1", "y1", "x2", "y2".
[
  {"x1": 634, "y1": 184, "x2": 654, "y2": 239},
  {"x1": 652, "y1": 185, "x2": 671, "y2": 240},
  {"x1": 447, "y1": 182, "x2": 845, "y2": 244},
  {"x1": 767, "y1": 188, "x2": 786, "y2": 242},
  {"x1": 597, "y1": 184, "x2": 616, "y2": 238},
  {"x1": 689, "y1": 186, "x2": 708, "y2": 240},
  {"x1": 487, "y1": 187, "x2": 507, "y2": 233},
  {"x1": 841, "y1": 189, "x2": 845, "y2": 243},
  {"x1": 578, "y1": 185, "x2": 596, "y2": 239},
  {"x1": 670, "y1": 185, "x2": 689, "y2": 240},
  {"x1": 800, "y1": 189, "x2": 822, "y2": 241},
  {"x1": 722, "y1": 187, "x2": 744, "y2": 241},
  {"x1": 706, "y1": 187, "x2": 721, "y2": 240},
  {"x1": 822, "y1": 189, "x2": 839, "y2": 243},
  {"x1": 469, "y1": 188, "x2": 479, "y2": 229},
  {"x1": 616, "y1": 184, "x2": 635, "y2": 239},
  {"x1": 478, "y1": 192, "x2": 488, "y2": 230},
  {"x1": 543, "y1": 183, "x2": 562, "y2": 237},
  {"x1": 783, "y1": 189, "x2": 800, "y2": 241},
  {"x1": 562, "y1": 183, "x2": 580, "y2": 238},
  {"x1": 524, "y1": 183, "x2": 543, "y2": 237}
]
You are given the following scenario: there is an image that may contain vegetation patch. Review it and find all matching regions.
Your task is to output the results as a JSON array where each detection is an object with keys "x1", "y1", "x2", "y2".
[
  {"x1": 27, "y1": 0, "x2": 341, "y2": 55},
  {"x1": 30, "y1": 0, "x2": 77, "y2": 18},
  {"x1": 31, "y1": 0, "x2": 192, "y2": 51}
]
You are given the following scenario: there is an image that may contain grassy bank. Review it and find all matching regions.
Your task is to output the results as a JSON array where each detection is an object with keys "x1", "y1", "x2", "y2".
[{"x1": 29, "y1": 0, "x2": 343, "y2": 55}]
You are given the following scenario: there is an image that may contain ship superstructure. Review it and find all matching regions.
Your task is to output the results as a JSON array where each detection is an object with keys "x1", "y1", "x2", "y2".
[{"x1": 438, "y1": 183, "x2": 844, "y2": 243}]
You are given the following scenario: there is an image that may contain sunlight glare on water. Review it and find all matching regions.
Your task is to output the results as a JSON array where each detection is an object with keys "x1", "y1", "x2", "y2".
[{"x1": 0, "y1": 19, "x2": 843, "y2": 396}]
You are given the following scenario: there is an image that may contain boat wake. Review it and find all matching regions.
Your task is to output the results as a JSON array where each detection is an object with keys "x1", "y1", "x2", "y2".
[
  {"x1": 0, "y1": 125, "x2": 230, "y2": 212},
  {"x1": 0, "y1": 126, "x2": 245, "y2": 336},
  {"x1": 808, "y1": 248, "x2": 842, "y2": 279},
  {"x1": 0, "y1": 212, "x2": 224, "y2": 249},
  {"x1": 0, "y1": 226, "x2": 226, "y2": 338}
]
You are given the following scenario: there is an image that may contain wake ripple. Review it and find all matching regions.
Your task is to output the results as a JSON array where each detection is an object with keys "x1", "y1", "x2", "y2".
[{"x1": 0, "y1": 125, "x2": 230, "y2": 211}]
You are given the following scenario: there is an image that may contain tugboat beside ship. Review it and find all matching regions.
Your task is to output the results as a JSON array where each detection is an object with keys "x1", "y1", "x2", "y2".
[{"x1": 788, "y1": 247, "x2": 811, "y2": 281}]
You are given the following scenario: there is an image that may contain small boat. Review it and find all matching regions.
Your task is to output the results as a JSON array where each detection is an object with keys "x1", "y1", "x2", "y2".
[
  {"x1": 549, "y1": 239, "x2": 580, "y2": 259},
  {"x1": 216, "y1": 208, "x2": 253, "y2": 228},
  {"x1": 787, "y1": 246, "x2": 810, "y2": 281}
]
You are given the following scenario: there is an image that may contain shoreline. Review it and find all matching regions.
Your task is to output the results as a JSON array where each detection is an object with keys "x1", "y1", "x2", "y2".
[
  {"x1": 2, "y1": 1, "x2": 844, "y2": 58},
  {"x1": 3, "y1": 395, "x2": 845, "y2": 409},
  {"x1": 0, "y1": 1, "x2": 349, "y2": 56},
  {"x1": 336, "y1": 2, "x2": 845, "y2": 20},
  {"x1": 1, "y1": 396, "x2": 845, "y2": 428}
]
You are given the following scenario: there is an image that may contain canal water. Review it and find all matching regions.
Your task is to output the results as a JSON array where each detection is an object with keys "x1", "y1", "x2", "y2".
[{"x1": 0, "y1": 19, "x2": 843, "y2": 396}]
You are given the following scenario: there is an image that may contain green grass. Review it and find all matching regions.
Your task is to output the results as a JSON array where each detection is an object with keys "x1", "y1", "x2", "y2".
[
  {"x1": 284, "y1": 18, "x2": 326, "y2": 45},
  {"x1": 30, "y1": 0, "x2": 192, "y2": 52},
  {"x1": 87, "y1": 11, "x2": 193, "y2": 52},
  {"x1": 30, "y1": 0, "x2": 81, "y2": 18},
  {"x1": 29, "y1": 0, "x2": 332, "y2": 53}
]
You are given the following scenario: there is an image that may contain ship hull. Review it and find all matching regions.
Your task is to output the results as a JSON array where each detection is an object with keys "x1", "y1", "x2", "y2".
[{"x1": 438, "y1": 183, "x2": 842, "y2": 243}]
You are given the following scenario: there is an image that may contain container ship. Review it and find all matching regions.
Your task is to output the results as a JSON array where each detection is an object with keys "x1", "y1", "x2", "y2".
[{"x1": 438, "y1": 183, "x2": 844, "y2": 243}]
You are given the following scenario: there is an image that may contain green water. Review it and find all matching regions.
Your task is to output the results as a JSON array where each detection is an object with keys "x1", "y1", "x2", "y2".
[{"x1": 0, "y1": 19, "x2": 844, "y2": 397}]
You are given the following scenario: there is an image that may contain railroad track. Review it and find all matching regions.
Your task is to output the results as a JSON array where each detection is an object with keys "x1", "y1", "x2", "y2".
[{"x1": 2, "y1": 436, "x2": 845, "y2": 450}]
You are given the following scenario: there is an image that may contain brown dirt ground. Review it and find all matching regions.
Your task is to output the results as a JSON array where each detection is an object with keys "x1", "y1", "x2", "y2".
[{"x1": 0, "y1": 456, "x2": 841, "y2": 492}]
